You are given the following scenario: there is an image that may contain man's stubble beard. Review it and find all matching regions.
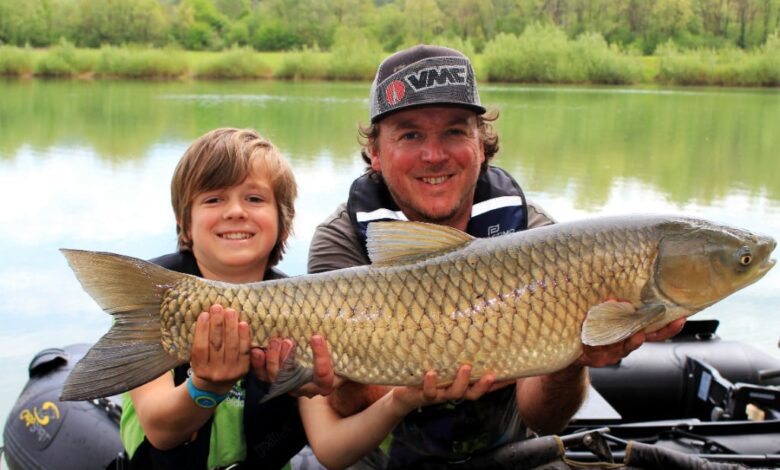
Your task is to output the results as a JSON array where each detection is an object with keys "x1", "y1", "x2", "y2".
[{"x1": 383, "y1": 172, "x2": 479, "y2": 228}]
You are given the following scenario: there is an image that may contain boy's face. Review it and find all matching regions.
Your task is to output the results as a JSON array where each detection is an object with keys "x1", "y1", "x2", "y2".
[{"x1": 188, "y1": 162, "x2": 280, "y2": 283}]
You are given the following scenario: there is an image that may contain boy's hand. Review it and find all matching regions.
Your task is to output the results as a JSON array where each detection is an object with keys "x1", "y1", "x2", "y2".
[
  {"x1": 250, "y1": 335, "x2": 340, "y2": 396},
  {"x1": 190, "y1": 304, "x2": 251, "y2": 395}
]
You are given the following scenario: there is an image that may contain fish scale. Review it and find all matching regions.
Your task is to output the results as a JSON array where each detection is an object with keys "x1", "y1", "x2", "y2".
[
  {"x1": 155, "y1": 223, "x2": 626, "y2": 383},
  {"x1": 58, "y1": 215, "x2": 775, "y2": 400}
]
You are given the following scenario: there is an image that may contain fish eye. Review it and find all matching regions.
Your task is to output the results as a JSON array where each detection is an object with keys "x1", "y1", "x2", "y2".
[{"x1": 737, "y1": 247, "x2": 753, "y2": 266}]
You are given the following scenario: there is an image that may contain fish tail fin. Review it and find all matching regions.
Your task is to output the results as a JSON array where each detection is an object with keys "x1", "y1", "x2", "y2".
[{"x1": 59, "y1": 249, "x2": 185, "y2": 401}]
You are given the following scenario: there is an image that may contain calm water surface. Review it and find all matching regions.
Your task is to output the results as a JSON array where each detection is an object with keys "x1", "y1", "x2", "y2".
[{"x1": 1, "y1": 79, "x2": 779, "y2": 441}]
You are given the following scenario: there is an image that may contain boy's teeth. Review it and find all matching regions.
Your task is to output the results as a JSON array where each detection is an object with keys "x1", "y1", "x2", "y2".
[
  {"x1": 422, "y1": 176, "x2": 448, "y2": 185},
  {"x1": 222, "y1": 233, "x2": 251, "y2": 240}
]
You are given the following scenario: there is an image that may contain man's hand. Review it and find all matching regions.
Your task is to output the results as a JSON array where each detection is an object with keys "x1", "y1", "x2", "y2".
[
  {"x1": 189, "y1": 304, "x2": 251, "y2": 395},
  {"x1": 577, "y1": 318, "x2": 686, "y2": 368},
  {"x1": 250, "y1": 335, "x2": 340, "y2": 397},
  {"x1": 391, "y1": 365, "x2": 495, "y2": 413}
]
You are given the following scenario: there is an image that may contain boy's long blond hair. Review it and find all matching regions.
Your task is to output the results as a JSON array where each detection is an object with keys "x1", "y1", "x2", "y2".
[{"x1": 171, "y1": 128, "x2": 297, "y2": 268}]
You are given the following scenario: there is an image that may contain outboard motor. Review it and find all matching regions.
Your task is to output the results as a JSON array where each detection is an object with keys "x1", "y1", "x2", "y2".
[{"x1": 3, "y1": 344, "x2": 124, "y2": 470}]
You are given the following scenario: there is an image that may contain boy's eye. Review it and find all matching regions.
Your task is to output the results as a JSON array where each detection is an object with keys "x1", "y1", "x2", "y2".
[
  {"x1": 203, "y1": 196, "x2": 221, "y2": 204},
  {"x1": 247, "y1": 195, "x2": 264, "y2": 203}
]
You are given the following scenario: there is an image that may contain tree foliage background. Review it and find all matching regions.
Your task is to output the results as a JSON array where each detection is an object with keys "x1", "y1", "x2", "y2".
[{"x1": 0, "y1": 0, "x2": 778, "y2": 53}]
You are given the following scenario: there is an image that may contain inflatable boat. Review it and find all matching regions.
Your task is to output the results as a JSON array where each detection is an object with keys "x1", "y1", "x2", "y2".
[{"x1": 3, "y1": 320, "x2": 780, "y2": 469}]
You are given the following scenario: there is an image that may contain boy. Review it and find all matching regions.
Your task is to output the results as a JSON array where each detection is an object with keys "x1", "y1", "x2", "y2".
[{"x1": 120, "y1": 128, "x2": 332, "y2": 469}]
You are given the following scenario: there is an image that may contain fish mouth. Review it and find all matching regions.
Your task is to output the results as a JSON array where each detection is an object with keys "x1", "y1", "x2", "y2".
[
  {"x1": 758, "y1": 237, "x2": 777, "y2": 276},
  {"x1": 759, "y1": 238, "x2": 777, "y2": 275},
  {"x1": 759, "y1": 257, "x2": 776, "y2": 275}
]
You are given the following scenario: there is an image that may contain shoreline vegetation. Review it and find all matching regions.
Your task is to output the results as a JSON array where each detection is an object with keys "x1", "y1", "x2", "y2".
[{"x1": 1, "y1": 28, "x2": 779, "y2": 87}]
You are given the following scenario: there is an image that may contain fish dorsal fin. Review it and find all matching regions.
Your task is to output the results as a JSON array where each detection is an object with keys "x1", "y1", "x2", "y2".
[{"x1": 366, "y1": 221, "x2": 474, "y2": 266}]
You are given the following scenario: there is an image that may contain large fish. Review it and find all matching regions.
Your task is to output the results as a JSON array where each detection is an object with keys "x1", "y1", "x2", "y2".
[{"x1": 60, "y1": 215, "x2": 775, "y2": 401}]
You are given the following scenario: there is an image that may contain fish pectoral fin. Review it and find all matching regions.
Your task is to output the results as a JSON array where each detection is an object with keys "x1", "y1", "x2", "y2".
[
  {"x1": 366, "y1": 221, "x2": 474, "y2": 266},
  {"x1": 261, "y1": 350, "x2": 313, "y2": 403},
  {"x1": 581, "y1": 301, "x2": 666, "y2": 347}
]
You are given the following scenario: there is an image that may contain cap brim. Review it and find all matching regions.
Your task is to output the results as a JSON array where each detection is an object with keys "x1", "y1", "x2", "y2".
[{"x1": 371, "y1": 102, "x2": 487, "y2": 124}]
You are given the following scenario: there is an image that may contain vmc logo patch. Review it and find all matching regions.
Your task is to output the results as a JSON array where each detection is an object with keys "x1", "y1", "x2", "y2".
[
  {"x1": 385, "y1": 80, "x2": 406, "y2": 105},
  {"x1": 405, "y1": 66, "x2": 468, "y2": 91}
]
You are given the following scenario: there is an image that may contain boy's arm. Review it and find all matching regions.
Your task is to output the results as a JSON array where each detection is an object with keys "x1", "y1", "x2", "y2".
[
  {"x1": 300, "y1": 366, "x2": 495, "y2": 470},
  {"x1": 130, "y1": 305, "x2": 250, "y2": 449},
  {"x1": 299, "y1": 391, "x2": 406, "y2": 470}
]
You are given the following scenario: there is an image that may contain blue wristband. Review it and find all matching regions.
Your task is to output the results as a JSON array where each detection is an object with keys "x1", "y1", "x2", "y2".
[{"x1": 187, "y1": 377, "x2": 228, "y2": 409}]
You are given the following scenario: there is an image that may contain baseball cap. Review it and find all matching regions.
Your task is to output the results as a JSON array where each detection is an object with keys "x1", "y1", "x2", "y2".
[{"x1": 368, "y1": 44, "x2": 486, "y2": 123}]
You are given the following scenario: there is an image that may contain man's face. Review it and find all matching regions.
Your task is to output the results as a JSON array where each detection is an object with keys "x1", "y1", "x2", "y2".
[{"x1": 371, "y1": 106, "x2": 485, "y2": 230}]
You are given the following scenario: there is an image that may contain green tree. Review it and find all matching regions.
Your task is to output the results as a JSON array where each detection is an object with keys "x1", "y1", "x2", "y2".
[
  {"x1": 729, "y1": 0, "x2": 778, "y2": 47},
  {"x1": 732, "y1": 0, "x2": 757, "y2": 47},
  {"x1": 75, "y1": 0, "x2": 168, "y2": 47},
  {"x1": 251, "y1": 20, "x2": 303, "y2": 50},
  {"x1": 225, "y1": 20, "x2": 250, "y2": 46},
  {"x1": 451, "y1": 0, "x2": 497, "y2": 45},
  {"x1": 259, "y1": 0, "x2": 336, "y2": 48},
  {"x1": 367, "y1": 2, "x2": 406, "y2": 51},
  {"x1": 171, "y1": 0, "x2": 227, "y2": 49},
  {"x1": 330, "y1": 0, "x2": 375, "y2": 27},
  {"x1": 214, "y1": 0, "x2": 250, "y2": 20},
  {"x1": 653, "y1": 0, "x2": 694, "y2": 36},
  {"x1": 698, "y1": 0, "x2": 732, "y2": 36},
  {"x1": 0, "y1": 0, "x2": 57, "y2": 46},
  {"x1": 569, "y1": 0, "x2": 621, "y2": 38},
  {"x1": 403, "y1": 0, "x2": 445, "y2": 43}
]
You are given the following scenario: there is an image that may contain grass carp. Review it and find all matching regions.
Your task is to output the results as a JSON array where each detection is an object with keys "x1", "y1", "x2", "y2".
[{"x1": 60, "y1": 215, "x2": 776, "y2": 401}]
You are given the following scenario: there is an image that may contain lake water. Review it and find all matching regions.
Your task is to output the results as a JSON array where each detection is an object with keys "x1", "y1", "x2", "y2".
[{"x1": 1, "y1": 78, "x2": 779, "y2": 444}]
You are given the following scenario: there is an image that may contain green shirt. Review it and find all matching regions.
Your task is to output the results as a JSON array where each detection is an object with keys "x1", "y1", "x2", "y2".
[{"x1": 120, "y1": 374, "x2": 246, "y2": 469}]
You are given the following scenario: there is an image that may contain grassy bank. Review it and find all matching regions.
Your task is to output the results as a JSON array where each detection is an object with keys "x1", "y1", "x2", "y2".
[
  {"x1": 657, "y1": 34, "x2": 780, "y2": 86},
  {"x1": 2, "y1": 35, "x2": 779, "y2": 87}
]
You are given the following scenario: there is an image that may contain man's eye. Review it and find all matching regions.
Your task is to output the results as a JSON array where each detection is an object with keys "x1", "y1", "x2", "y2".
[{"x1": 400, "y1": 132, "x2": 419, "y2": 141}]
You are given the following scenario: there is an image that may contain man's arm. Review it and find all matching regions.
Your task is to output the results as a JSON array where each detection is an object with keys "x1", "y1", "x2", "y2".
[{"x1": 516, "y1": 318, "x2": 686, "y2": 434}]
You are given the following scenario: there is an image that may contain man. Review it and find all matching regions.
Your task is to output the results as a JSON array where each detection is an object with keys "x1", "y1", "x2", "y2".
[{"x1": 303, "y1": 44, "x2": 684, "y2": 468}]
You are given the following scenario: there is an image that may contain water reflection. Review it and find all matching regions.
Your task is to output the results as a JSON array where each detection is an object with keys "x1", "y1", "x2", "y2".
[
  {"x1": 488, "y1": 85, "x2": 780, "y2": 206},
  {"x1": 0, "y1": 79, "x2": 778, "y2": 440}
]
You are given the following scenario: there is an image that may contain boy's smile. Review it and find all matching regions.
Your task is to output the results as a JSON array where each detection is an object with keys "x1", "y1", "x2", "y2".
[
  {"x1": 188, "y1": 162, "x2": 280, "y2": 284},
  {"x1": 219, "y1": 232, "x2": 254, "y2": 240}
]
